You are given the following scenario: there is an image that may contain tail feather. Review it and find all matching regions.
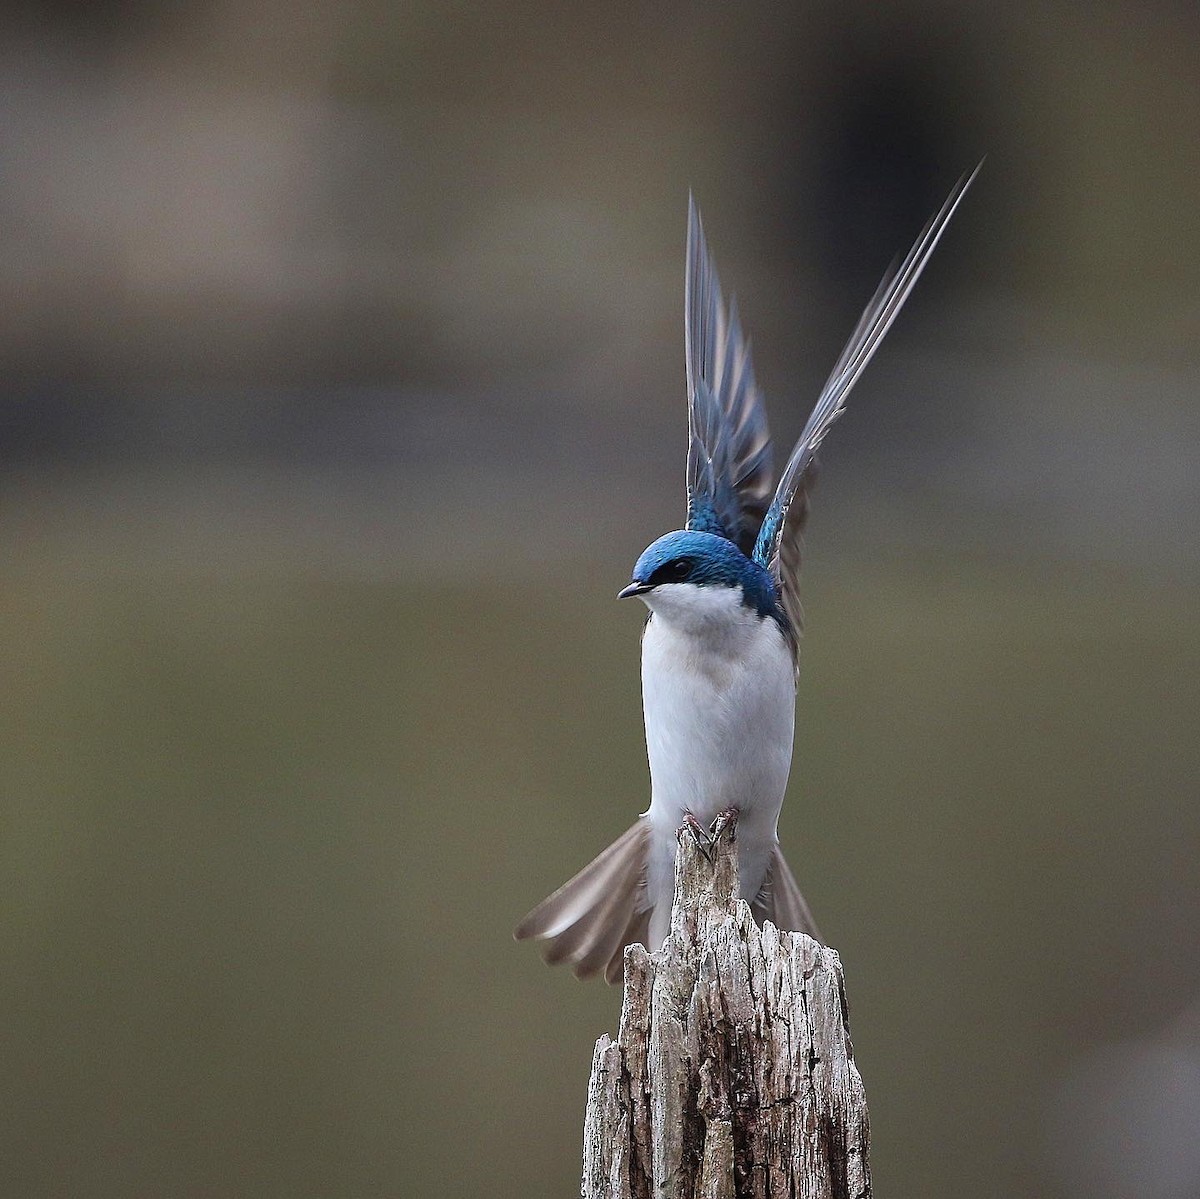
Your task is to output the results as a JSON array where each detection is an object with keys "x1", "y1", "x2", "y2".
[
  {"x1": 752, "y1": 843, "x2": 823, "y2": 943},
  {"x1": 514, "y1": 820, "x2": 651, "y2": 982},
  {"x1": 604, "y1": 906, "x2": 652, "y2": 985},
  {"x1": 566, "y1": 878, "x2": 643, "y2": 980}
]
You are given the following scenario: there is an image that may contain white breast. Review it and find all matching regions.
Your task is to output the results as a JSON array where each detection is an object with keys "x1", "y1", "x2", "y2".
[{"x1": 637, "y1": 582, "x2": 796, "y2": 931}]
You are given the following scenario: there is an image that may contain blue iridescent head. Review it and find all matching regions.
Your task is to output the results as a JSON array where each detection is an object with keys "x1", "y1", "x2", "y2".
[{"x1": 617, "y1": 529, "x2": 780, "y2": 620}]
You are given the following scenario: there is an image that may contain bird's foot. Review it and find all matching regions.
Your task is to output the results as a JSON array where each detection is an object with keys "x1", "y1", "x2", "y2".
[
  {"x1": 711, "y1": 806, "x2": 740, "y2": 843},
  {"x1": 676, "y1": 808, "x2": 739, "y2": 860},
  {"x1": 677, "y1": 812, "x2": 715, "y2": 861}
]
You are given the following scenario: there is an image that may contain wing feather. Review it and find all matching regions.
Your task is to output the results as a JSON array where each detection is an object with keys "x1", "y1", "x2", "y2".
[
  {"x1": 685, "y1": 195, "x2": 774, "y2": 555},
  {"x1": 753, "y1": 164, "x2": 981, "y2": 647}
]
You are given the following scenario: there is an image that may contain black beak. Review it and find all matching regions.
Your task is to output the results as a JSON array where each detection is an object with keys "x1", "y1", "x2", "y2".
[{"x1": 617, "y1": 581, "x2": 653, "y2": 600}]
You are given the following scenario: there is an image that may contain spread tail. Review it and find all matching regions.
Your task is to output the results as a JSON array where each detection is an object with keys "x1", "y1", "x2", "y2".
[
  {"x1": 751, "y1": 843, "x2": 823, "y2": 943},
  {"x1": 514, "y1": 820, "x2": 651, "y2": 984}
]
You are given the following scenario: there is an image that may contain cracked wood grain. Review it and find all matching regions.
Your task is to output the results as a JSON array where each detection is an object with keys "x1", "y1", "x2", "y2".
[{"x1": 582, "y1": 821, "x2": 870, "y2": 1199}]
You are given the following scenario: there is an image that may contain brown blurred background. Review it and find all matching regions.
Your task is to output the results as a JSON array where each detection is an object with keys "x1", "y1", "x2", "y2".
[{"x1": 2, "y1": 2, "x2": 1199, "y2": 1196}]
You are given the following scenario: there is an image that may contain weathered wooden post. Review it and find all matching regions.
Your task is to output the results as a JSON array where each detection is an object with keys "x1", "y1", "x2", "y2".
[{"x1": 582, "y1": 817, "x2": 870, "y2": 1199}]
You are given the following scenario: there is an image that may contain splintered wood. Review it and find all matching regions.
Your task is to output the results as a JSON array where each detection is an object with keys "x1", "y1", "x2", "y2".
[{"x1": 582, "y1": 821, "x2": 870, "y2": 1199}]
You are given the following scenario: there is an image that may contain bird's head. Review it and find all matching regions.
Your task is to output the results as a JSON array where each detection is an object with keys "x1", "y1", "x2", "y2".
[{"x1": 618, "y1": 530, "x2": 779, "y2": 626}]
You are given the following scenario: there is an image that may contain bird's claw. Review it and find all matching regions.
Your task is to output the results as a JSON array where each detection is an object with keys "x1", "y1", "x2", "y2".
[
  {"x1": 676, "y1": 808, "x2": 739, "y2": 861},
  {"x1": 712, "y1": 806, "x2": 740, "y2": 841},
  {"x1": 678, "y1": 812, "x2": 715, "y2": 861}
]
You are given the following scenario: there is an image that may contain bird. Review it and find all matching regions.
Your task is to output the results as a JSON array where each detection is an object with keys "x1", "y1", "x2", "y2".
[{"x1": 516, "y1": 167, "x2": 979, "y2": 983}]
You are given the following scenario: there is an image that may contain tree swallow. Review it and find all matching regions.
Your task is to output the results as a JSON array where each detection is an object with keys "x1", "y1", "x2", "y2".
[{"x1": 517, "y1": 167, "x2": 979, "y2": 982}]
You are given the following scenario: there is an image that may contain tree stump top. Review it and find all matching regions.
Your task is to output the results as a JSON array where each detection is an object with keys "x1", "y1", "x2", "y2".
[{"x1": 583, "y1": 819, "x2": 871, "y2": 1199}]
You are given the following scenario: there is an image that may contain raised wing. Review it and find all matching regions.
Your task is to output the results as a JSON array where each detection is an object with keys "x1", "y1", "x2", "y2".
[
  {"x1": 753, "y1": 164, "x2": 981, "y2": 644},
  {"x1": 685, "y1": 195, "x2": 774, "y2": 557}
]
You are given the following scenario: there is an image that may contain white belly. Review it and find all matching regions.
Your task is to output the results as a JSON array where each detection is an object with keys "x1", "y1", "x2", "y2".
[{"x1": 638, "y1": 589, "x2": 796, "y2": 935}]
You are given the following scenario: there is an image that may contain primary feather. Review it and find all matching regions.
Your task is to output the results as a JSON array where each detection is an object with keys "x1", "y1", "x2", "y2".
[
  {"x1": 685, "y1": 194, "x2": 774, "y2": 556},
  {"x1": 754, "y1": 163, "x2": 982, "y2": 641}
]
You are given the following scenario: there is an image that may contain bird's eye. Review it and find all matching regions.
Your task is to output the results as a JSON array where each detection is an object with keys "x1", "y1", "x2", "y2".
[{"x1": 663, "y1": 558, "x2": 690, "y2": 582}]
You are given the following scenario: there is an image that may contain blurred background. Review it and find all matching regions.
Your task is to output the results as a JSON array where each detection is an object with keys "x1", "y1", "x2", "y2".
[{"x1": 2, "y1": 2, "x2": 1199, "y2": 1196}]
